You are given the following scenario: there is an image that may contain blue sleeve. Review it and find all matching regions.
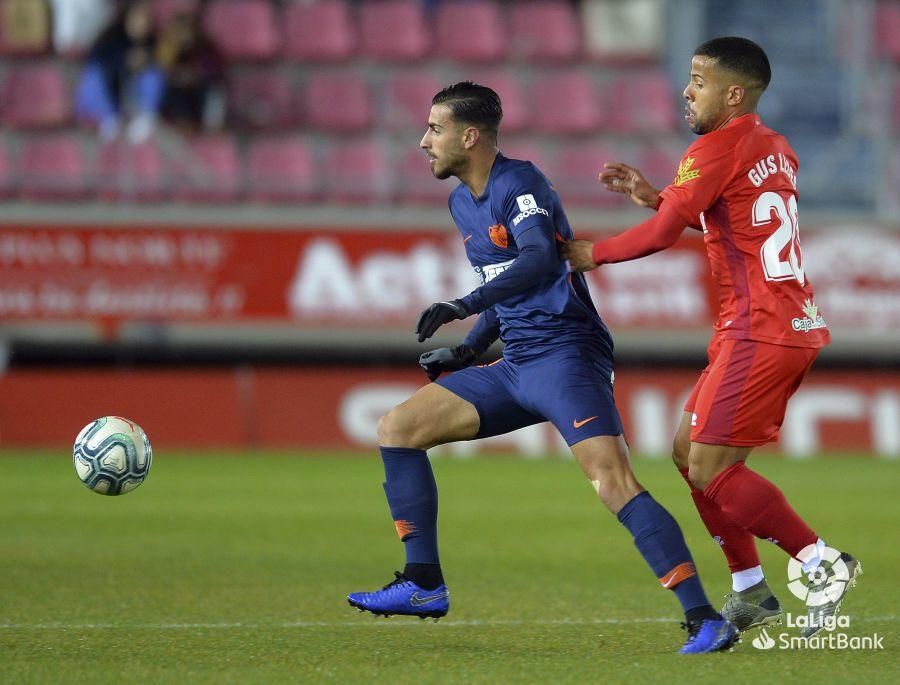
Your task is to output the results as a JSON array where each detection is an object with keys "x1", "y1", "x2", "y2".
[
  {"x1": 462, "y1": 307, "x2": 500, "y2": 354},
  {"x1": 458, "y1": 167, "x2": 560, "y2": 315}
]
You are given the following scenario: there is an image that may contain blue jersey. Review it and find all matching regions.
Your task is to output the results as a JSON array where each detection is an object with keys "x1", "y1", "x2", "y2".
[{"x1": 449, "y1": 153, "x2": 614, "y2": 362}]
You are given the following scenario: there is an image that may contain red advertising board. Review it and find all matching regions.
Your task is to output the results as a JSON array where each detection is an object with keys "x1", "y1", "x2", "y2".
[
  {"x1": 1, "y1": 367, "x2": 897, "y2": 458},
  {"x1": 3, "y1": 224, "x2": 897, "y2": 338}
]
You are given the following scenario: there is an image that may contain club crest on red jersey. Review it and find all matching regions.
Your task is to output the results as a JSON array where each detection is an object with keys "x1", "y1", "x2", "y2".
[{"x1": 674, "y1": 156, "x2": 701, "y2": 186}]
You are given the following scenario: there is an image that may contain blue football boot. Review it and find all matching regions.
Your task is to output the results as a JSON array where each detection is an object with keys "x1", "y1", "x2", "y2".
[
  {"x1": 348, "y1": 571, "x2": 449, "y2": 620},
  {"x1": 678, "y1": 617, "x2": 740, "y2": 654}
]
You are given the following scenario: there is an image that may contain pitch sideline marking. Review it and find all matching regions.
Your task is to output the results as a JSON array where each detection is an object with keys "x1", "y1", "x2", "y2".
[{"x1": 0, "y1": 616, "x2": 896, "y2": 630}]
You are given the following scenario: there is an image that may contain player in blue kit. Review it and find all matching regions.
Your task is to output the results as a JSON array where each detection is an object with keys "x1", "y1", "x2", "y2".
[{"x1": 347, "y1": 82, "x2": 738, "y2": 653}]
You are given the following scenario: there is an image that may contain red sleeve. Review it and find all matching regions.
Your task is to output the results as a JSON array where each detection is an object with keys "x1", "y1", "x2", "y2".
[
  {"x1": 658, "y1": 139, "x2": 735, "y2": 226},
  {"x1": 591, "y1": 200, "x2": 687, "y2": 265}
]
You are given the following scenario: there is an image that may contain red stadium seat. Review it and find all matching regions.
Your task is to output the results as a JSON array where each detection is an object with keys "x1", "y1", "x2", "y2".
[
  {"x1": 97, "y1": 140, "x2": 168, "y2": 202},
  {"x1": 396, "y1": 146, "x2": 450, "y2": 205},
  {"x1": 303, "y1": 72, "x2": 372, "y2": 132},
  {"x1": 203, "y1": 0, "x2": 280, "y2": 61},
  {"x1": 151, "y1": 0, "x2": 201, "y2": 30},
  {"x1": 359, "y1": 0, "x2": 429, "y2": 61},
  {"x1": 435, "y1": 0, "x2": 505, "y2": 63},
  {"x1": 324, "y1": 139, "x2": 390, "y2": 204},
  {"x1": 470, "y1": 69, "x2": 530, "y2": 133},
  {"x1": 18, "y1": 134, "x2": 92, "y2": 200},
  {"x1": 246, "y1": 137, "x2": 318, "y2": 203},
  {"x1": 283, "y1": 0, "x2": 354, "y2": 62},
  {"x1": 531, "y1": 72, "x2": 603, "y2": 134},
  {"x1": 0, "y1": 142, "x2": 13, "y2": 197},
  {"x1": 509, "y1": 1, "x2": 581, "y2": 62},
  {"x1": 171, "y1": 135, "x2": 240, "y2": 202},
  {"x1": 606, "y1": 69, "x2": 678, "y2": 134},
  {"x1": 227, "y1": 69, "x2": 297, "y2": 129},
  {"x1": 382, "y1": 72, "x2": 444, "y2": 131},
  {"x1": 549, "y1": 143, "x2": 626, "y2": 207},
  {"x1": 875, "y1": 1, "x2": 900, "y2": 60},
  {"x1": 636, "y1": 142, "x2": 681, "y2": 190},
  {"x1": 1, "y1": 62, "x2": 70, "y2": 128}
]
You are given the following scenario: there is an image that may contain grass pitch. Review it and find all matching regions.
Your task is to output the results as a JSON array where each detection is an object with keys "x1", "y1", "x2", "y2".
[{"x1": 1, "y1": 451, "x2": 896, "y2": 684}]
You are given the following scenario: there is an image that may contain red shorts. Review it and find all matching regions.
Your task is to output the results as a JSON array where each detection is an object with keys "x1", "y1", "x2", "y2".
[{"x1": 684, "y1": 337, "x2": 819, "y2": 447}]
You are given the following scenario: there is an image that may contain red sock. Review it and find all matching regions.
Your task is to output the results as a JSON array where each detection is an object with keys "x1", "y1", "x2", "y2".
[
  {"x1": 678, "y1": 467, "x2": 760, "y2": 573},
  {"x1": 704, "y1": 462, "x2": 817, "y2": 558}
]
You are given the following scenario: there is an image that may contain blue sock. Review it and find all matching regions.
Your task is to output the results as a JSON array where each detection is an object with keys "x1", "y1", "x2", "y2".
[
  {"x1": 617, "y1": 491, "x2": 712, "y2": 615},
  {"x1": 380, "y1": 447, "x2": 440, "y2": 565}
]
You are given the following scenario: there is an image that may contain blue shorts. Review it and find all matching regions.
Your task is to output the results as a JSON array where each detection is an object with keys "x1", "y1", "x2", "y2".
[{"x1": 437, "y1": 345, "x2": 623, "y2": 446}]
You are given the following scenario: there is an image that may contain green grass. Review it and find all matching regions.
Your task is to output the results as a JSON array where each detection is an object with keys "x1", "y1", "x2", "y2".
[{"x1": 0, "y1": 452, "x2": 897, "y2": 684}]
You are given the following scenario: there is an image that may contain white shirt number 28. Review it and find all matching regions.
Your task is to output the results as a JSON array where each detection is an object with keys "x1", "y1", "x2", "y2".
[{"x1": 754, "y1": 191, "x2": 805, "y2": 285}]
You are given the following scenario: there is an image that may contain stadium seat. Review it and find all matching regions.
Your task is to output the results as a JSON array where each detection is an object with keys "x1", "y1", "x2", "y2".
[
  {"x1": 97, "y1": 139, "x2": 168, "y2": 202},
  {"x1": 549, "y1": 143, "x2": 626, "y2": 207},
  {"x1": 203, "y1": 0, "x2": 280, "y2": 61},
  {"x1": 875, "y1": 1, "x2": 900, "y2": 61},
  {"x1": 606, "y1": 69, "x2": 678, "y2": 134},
  {"x1": 246, "y1": 137, "x2": 318, "y2": 203},
  {"x1": 381, "y1": 72, "x2": 444, "y2": 131},
  {"x1": 0, "y1": 142, "x2": 13, "y2": 197},
  {"x1": 509, "y1": 1, "x2": 581, "y2": 62},
  {"x1": 581, "y1": 0, "x2": 664, "y2": 63},
  {"x1": 359, "y1": 0, "x2": 429, "y2": 61},
  {"x1": 1, "y1": 62, "x2": 70, "y2": 128},
  {"x1": 531, "y1": 72, "x2": 603, "y2": 134},
  {"x1": 324, "y1": 139, "x2": 390, "y2": 204},
  {"x1": 18, "y1": 133, "x2": 92, "y2": 200},
  {"x1": 227, "y1": 68, "x2": 297, "y2": 130},
  {"x1": 470, "y1": 69, "x2": 530, "y2": 133},
  {"x1": 283, "y1": 0, "x2": 354, "y2": 62},
  {"x1": 434, "y1": 0, "x2": 506, "y2": 63},
  {"x1": 303, "y1": 72, "x2": 372, "y2": 132},
  {"x1": 171, "y1": 135, "x2": 240, "y2": 202},
  {"x1": 757, "y1": 66, "x2": 842, "y2": 137},
  {"x1": 0, "y1": 0, "x2": 50, "y2": 56},
  {"x1": 396, "y1": 146, "x2": 450, "y2": 205},
  {"x1": 151, "y1": 0, "x2": 201, "y2": 30},
  {"x1": 636, "y1": 142, "x2": 681, "y2": 189}
]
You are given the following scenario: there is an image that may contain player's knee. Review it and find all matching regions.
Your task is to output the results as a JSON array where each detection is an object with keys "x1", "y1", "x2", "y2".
[
  {"x1": 687, "y1": 462, "x2": 713, "y2": 491},
  {"x1": 377, "y1": 406, "x2": 412, "y2": 447}
]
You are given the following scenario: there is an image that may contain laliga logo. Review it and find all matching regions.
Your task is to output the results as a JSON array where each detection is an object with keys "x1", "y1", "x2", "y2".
[
  {"x1": 786, "y1": 543, "x2": 849, "y2": 607},
  {"x1": 752, "y1": 628, "x2": 776, "y2": 650}
]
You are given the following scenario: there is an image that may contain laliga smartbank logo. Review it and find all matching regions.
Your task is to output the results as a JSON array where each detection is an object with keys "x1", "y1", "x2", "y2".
[{"x1": 750, "y1": 543, "x2": 882, "y2": 651}]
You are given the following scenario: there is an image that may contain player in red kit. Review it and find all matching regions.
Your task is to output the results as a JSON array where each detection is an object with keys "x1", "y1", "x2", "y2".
[{"x1": 563, "y1": 37, "x2": 861, "y2": 638}]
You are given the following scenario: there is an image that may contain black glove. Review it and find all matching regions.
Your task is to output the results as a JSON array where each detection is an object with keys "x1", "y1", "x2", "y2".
[
  {"x1": 415, "y1": 299, "x2": 469, "y2": 342},
  {"x1": 419, "y1": 344, "x2": 478, "y2": 381}
]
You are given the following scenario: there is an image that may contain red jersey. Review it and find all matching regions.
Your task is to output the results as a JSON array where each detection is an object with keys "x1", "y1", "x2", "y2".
[{"x1": 659, "y1": 113, "x2": 830, "y2": 349}]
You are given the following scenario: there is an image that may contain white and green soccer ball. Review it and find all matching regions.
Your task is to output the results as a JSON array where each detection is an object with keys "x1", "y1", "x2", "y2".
[{"x1": 73, "y1": 416, "x2": 152, "y2": 495}]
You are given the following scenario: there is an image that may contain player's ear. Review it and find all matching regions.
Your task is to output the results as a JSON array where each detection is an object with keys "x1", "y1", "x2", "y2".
[
  {"x1": 463, "y1": 126, "x2": 480, "y2": 149},
  {"x1": 726, "y1": 84, "x2": 745, "y2": 107}
]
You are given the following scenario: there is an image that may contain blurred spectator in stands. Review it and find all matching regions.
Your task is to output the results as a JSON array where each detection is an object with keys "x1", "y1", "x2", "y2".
[
  {"x1": 74, "y1": 0, "x2": 164, "y2": 143},
  {"x1": 48, "y1": 0, "x2": 111, "y2": 56},
  {"x1": 157, "y1": 12, "x2": 226, "y2": 134}
]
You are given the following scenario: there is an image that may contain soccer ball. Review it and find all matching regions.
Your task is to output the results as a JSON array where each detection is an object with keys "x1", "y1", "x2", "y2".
[{"x1": 73, "y1": 416, "x2": 152, "y2": 495}]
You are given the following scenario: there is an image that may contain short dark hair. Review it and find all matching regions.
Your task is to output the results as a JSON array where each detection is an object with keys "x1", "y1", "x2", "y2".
[
  {"x1": 432, "y1": 81, "x2": 503, "y2": 138},
  {"x1": 694, "y1": 37, "x2": 771, "y2": 91}
]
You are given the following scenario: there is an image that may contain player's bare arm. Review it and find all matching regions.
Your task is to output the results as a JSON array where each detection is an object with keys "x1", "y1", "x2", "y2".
[
  {"x1": 598, "y1": 162, "x2": 661, "y2": 208},
  {"x1": 561, "y1": 239, "x2": 598, "y2": 272}
]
